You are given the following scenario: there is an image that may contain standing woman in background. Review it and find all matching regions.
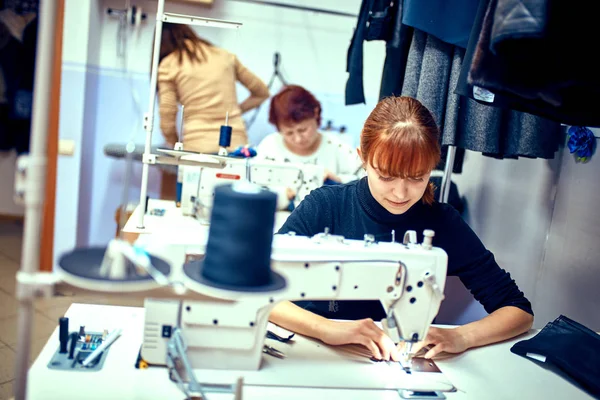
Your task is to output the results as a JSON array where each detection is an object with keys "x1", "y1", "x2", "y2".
[{"x1": 157, "y1": 23, "x2": 270, "y2": 153}]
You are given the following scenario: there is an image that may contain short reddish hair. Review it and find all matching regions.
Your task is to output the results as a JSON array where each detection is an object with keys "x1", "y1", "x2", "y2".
[
  {"x1": 269, "y1": 85, "x2": 322, "y2": 129},
  {"x1": 360, "y1": 97, "x2": 441, "y2": 205}
]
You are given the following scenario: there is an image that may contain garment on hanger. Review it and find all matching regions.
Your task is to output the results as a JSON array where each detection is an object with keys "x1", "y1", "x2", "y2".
[
  {"x1": 402, "y1": 26, "x2": 562, "y2": 161},
  {"x1": 378, "y1": 0, "x2": 412, "y2": 100},
  {"x1": 3, "y1": 0, "x2": 39, "y2": 15},
  {"x1": 0, "y1": 11, "x2": 36, "y2": 154},
  {"x1": 401, "y1": 0, "x2": 479, "y2": 48},
  {"x1": 451, "y1": 0, "x2": 563, "y2": 159},
  {"x1": 400, "y1": 30, "x2": 467, "y2": 172},
  {"x1": 466, "y1": 0, "x2": 600, "y2": 127},
  {"x1": 345, "y1": 0, "x2": 396, "y2": 105},
  {"x1": 377, "y1": 3, "x2": 466, "y2": 173}
]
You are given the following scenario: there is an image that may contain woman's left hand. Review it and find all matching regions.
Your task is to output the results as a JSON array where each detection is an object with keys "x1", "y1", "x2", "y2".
[{"x1": 403, "y1": 327, "x2": 469, "y2": 359}]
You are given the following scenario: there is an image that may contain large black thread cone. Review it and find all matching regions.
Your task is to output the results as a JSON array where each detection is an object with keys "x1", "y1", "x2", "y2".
[{"x1": 184, "y1": 183, "x2": 286, "y2": 292}]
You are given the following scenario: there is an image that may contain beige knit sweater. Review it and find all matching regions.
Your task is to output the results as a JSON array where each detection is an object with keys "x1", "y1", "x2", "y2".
[{"x1": 158, "y1": 41, "x2": 269, "y2": 153}]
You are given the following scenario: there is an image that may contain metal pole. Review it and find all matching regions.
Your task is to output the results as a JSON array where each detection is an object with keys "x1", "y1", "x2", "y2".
[
  {"x1": 137, "y1": 0, "x2": 165, "y2": 228},
  {"x1": 14, "y1": 0, "x2": 58, "y2": 398},
  {"x1": 439, "y1": 145, "x2": 456, "y2": 204},
  {"x1": 229, "y1": 0, "x2": 358, "y2": 18}
]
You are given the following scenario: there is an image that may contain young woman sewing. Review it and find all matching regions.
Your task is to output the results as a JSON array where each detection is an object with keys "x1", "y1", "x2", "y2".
[{"x1": 270, "y1": 96, "x2": 534, "y2": 361}]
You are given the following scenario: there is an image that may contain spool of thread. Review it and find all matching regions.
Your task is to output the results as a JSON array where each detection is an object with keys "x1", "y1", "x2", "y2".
[
  {"x1": 219, "y1": 125, "x2": 232, "y2": 148},
  {"x1": 200, "y1": 183, "x2": 279, "y2": 289},
  {"x1": 59, "y1": 317, "x2": 69, "y2": 353},
  {"x1": 175, "y1": 166, "x2": 183, "y2": 207}
]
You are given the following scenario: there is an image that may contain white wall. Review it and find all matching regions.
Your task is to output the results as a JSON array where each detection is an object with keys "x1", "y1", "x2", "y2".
[
  {"x1": 54, "y1": 0, "x2": 94, "y2": 263},
  {"x1": 435, "y1": 137, "x2": 600, "y2": 330},
  {"x1": 533, "y1": 129, "x2": 600, "y2": 328}
]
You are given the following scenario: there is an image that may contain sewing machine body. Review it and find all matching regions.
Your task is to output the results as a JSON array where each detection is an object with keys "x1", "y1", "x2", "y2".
[
  {"x1": 139, "y1": 232, "x2": 447, "y2": 371},
  {"x1": 180, "y1": 158, "x2": 325, "y2": 217}
]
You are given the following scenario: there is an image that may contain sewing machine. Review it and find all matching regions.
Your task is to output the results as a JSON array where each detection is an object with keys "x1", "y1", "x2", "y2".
[
  {"x1": 178, "y1": 156, "x2": 325, "y2": 218},
  {"x1": 136, "y1": 228, "x2": 447, "y2": 373}
]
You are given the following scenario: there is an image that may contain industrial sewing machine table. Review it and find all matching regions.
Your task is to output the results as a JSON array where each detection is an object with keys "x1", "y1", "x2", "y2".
[{"x1": 26, "y1": 304, "x2": 594, "y2": 400}]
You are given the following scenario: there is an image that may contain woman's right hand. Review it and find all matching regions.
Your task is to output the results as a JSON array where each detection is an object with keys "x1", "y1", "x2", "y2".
[
  {"x1": 286, "y1": 187, "x2": 296, "y2": 200},
  {"x1": 317, "y1": 318, "x2": 400, "y2": 361}
]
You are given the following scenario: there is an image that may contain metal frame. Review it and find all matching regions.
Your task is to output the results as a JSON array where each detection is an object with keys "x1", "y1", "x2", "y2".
[
  {"x1": 229, "y1": 0, "x2": 358, "y2": 18},
  {"x1": 13, "y1": 0, "x2": 58, "y2": 398},
  {"x1": 438, "y1": 145, "x2": 456, "y2": 204},
  {"x1": 136, "y1": 0, "x2": 242, "y2": 229}
]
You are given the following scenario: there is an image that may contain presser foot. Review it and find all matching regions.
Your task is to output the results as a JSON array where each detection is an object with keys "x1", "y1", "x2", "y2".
[{"x1": 400, "y1": 342, "x2": 414, "y2": 372}]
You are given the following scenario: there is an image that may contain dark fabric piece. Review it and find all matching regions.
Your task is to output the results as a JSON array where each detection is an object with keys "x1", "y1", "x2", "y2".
[
  {"x1": 377, "y1": 0, "x2": 562, "y2": 161},
  {"x1": 0, "y1": 16, "x2": 36, "y2": 154},
  {"x1": 490, "y1": 0, "x2": 550, "y2": 52},
  {"x1": 511, "y1": 315, "x2": 600, "y2": 398},
  {"x1": 346, "y1": 0, "x2": 397, "y2": 105},
  {"x1": 400, "y1": 30, "x2": 465, "y2": 172},
  {"x1": 402, "y1": 0, "x2": 480, "y2": 48},
  {"x1": 467, "y1": 0, "x2": 600, "y2": 127},
  {"x1": 279, "y1": 178, "x2": 533, "y2": 321},
  {"x1": 453, "y1": 0, "x2": 564, "y2": 158},
  {"x1": 379, "y1": 0, "x2": 413, "y2": 99}
]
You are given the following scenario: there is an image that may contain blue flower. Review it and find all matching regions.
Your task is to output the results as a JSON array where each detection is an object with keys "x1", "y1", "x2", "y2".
[{"x1": 567, "y1": 126, "x2": 596, "y2": 163}]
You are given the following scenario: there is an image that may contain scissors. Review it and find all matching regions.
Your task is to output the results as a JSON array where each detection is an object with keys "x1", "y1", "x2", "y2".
[{"x1": 263, "y1": 344, "x2": 286, "y2": 359}]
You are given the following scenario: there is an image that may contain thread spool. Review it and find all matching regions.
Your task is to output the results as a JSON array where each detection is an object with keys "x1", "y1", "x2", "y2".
[
  {"x1": 219, "y1": 125, "x2": 232, "y2": 148},
  {"x1": 184, "y1": 182, "x2": 286, "y2": 292}
]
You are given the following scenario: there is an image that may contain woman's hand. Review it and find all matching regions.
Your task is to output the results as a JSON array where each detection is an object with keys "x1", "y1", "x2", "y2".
[
  {"x1": 404, "y1": 327, "x2": 469, "y2": 359},
  {"x1": 317, "y1": 318, "x2": 399, "y2": 361},
  {"x1": 285, "y1": 187, "x2": 296, "y2": 201}
]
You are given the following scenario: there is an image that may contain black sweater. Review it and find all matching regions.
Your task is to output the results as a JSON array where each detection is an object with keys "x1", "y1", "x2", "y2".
[{"x1": 277, "y1": 177, "x2": 533, "y2": 321}]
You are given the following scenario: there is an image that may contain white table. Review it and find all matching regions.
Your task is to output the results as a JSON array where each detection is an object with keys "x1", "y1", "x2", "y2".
[
  {"x1": 26, "y1": 304, "x2": 593, "y2": 400},
  {"x1": 122, "y1": 199, "x2": 291, "y2": 240}
]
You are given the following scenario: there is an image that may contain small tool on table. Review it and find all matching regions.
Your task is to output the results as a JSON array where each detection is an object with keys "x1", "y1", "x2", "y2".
[
  {"x1": 82, "y1": 328, "x2": 122, "y2": 367},
  {"x1": 68, "y1": 332, "x2": 79, "y2": 360},
  {"x1": 263, "y1": 344, "x2": 286, "y2": 359}
]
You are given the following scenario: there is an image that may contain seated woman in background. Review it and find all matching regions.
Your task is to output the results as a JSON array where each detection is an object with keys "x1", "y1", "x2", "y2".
[
  {"x1": 256, "y1": 85, "x2": 362, "y2": 186},
  {"x1": 158, "y1": 23, "x2": 269, "y2": 153},
  {"x1": 270, "y1": 96, "x2": 534, "y2": 361}
]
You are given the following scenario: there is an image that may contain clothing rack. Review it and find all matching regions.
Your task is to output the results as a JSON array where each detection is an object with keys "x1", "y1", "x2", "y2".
[
  {"x1": 229, "y1": 0, "x2": 358, "y2": 18},
  {"x1": 439, "y1": 145, "x2": 456, "y2": 203}
]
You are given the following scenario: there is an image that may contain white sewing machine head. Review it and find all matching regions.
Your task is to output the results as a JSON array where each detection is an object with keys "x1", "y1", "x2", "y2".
[
  {"x1": 137, "y1": 228, "x2": 447, "y2": 372},
  {"x1": 180, "y1": 157, "x2": 325, "y2": 219}
]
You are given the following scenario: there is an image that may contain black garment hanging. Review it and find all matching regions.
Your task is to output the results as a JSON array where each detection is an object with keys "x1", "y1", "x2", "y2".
[
  {"x1": 0, "y1": 14, "x2": 36, "y2": 154},
  {"x1": 345, "y1": 0, "x2": 396, "y2": 105},
  {"x1": 378, "y1": 0, "x2": 413, "y2": 100},
  {"x1": 401, "y1": 0, "x2": 479, "y2": 48},
  {"x1": 466, "y1": 0, "x2": 600, "y2": 127},
  {"x1": 450, "y1": 0, "x2": 564, "y2": 160}
]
